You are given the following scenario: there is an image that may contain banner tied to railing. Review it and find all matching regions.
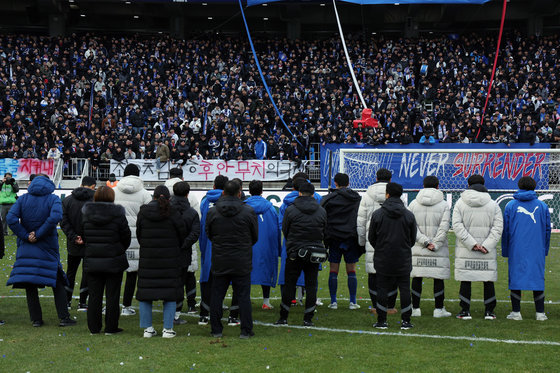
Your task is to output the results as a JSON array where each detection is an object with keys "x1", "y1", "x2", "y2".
[
  {"x1": 0, "y1": 159, "x2": 56, "y2": 180},
  {"x1": 110, "y1": 159, "x2": 303, "y2": 182}
]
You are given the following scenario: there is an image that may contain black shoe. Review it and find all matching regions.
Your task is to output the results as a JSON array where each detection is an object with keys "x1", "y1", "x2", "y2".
[
  {"x1": 77, "y1": 303, "x2": 88, "y2": 312},
  {"x1": 67, "y1": 302, "x2": 72, "y2": 310},
  {"x1": 274, "y1": 319, "x2": 288, "y2": 326},
  {"x1": 0, "y1": 320, "x2": 5, "y2": 326},
  {"x1": 174, "y1": 317, "x2": 187, "y2": 325},
  {"x1": 373, "y1": 321, "x2": 388, "y2": 329},
  {"x1": 303, "y1": 320, "x2": 315, "y2": 327},
  {"x1": 198, "y1": 316, "x2": 209, "y2": 326},
  {"x1": 187, "y1": 306, "x2": 197, "y2": 314},
  {"x1": 239, "y1": 331, "x2": 255, "y2": 339},
  {"x1": 456, "y1": 310, "x2": 472, "y2": 320},
  {"x1": 484, "y1": 311, "x2": 496, "y2": 320},
  {"x1": 104, "y1": 328, "x2": 124, "y2": 335},
  {"x1": 401, "y1": 320, "x2": 414, "y2": 330},
  {"x1": 211, "y1": 332, "x2": 223, "y2": 338},
  {"x1": 59, "y1": 317, "x2": 77, "y2": 327},
  {"x1": 32, "y1": 320, "x2": 44, "y2": 327},
  {"x1": 227, "y1": 316, "x2": 240, "y2": 326}
]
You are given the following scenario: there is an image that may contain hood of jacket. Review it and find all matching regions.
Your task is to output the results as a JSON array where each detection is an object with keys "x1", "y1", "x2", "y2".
[
  {"x1": 245, "y1": 195, "x2": 272, "y2": 214},
  {"x1": 164, "y1": 178, "x2": 182, "y2": 196},
  {"x1": 83, "y1": 202, "x2": 125, "y2": 224},
  {"x1": 460, "y1": 188, "x2": 491, "y2": 207},
  {"x1": 116, "y1": 175, "x2": 145, "y2": 194},
  {"x1": 381, "y1": 197, "x2": 408, "y2": 218},
  {"x1": 282, "y1": 190, "x2": 299, "y2": 207},
  {"x1": 214, "y1": 196, "x2": 244, "y2": 217},
  {"x1": 514, "y1": 189, "x2": 538, "y2": 202},
  {"x1": 72, "y1": 187, "x2": 95, "y2": 201},
  {"x1": 28, "y1": 176, "x2": 55, "y2": 196},
  {"x1": 292, "y1": 196, "x2": 320, "y2": 215},
  {"x1": 206, "y1": 189, "x2": 223, "y2": 203},
  {"x1": 415, "y1": 188, "x2": 444, "y2": 207},
  {"x1": 366, "y1": 182, "x2": 387, "y2": 204}
]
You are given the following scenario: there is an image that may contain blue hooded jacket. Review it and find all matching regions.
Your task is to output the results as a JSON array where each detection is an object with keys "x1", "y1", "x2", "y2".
[
  {"x1": 254, "y1": 139, "x2": 267, "y2": 160},
  {"x1": 7, "y1": 176, "x2": 63, "y2": 288},
  {"x1": 199, "y1": 189, "x2": 223, "y2": 283},
  {"x1": 502, "y1": 190, "x2": 551, "y2": 290},
  {"x1": 278, "y1": 190, "x2": 322, "y2": 286},
  {"x1": 245, "y1": 195, "x2": 281, "y2": 287}
]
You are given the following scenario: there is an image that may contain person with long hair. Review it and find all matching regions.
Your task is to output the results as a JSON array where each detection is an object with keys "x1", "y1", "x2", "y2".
[
  {"x1": 136, "y1": 185, "x2": 186, "y2": 338},
  {"x1": 80, "y1": 186, "x2": 131, "y2": 334}
]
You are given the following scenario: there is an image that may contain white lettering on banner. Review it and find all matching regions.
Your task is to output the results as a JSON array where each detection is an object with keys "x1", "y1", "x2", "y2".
[
  {"x1": 399, "y1": 153, "x2": 448, "y2": 179},
  {"x1": 109, "y1": 160, "x2": 303, "y2": 182}
]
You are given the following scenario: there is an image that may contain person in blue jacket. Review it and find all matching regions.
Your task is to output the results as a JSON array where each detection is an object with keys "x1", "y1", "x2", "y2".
[
  {"x1": 6, "y1": 175, "x2": 76, "y2": 327},
  {"x1": 245, "y1": 180, "x2": 281, "y2": 310},
  {"x1": 278, "y1": 173, "x2": 322, "y2": 305},
  {"x1": 502, "y1": 176, "x2": 551, "y2": 321},
  {"x1": 254, "y1": 134, "x2": 267, "y2": 160},
  {"x1": 198, "y1": 175, "x2": 239, "y2": 326}
]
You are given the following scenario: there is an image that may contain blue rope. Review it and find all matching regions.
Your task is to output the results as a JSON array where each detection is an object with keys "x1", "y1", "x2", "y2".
[{"x1": 238, "y1": 0, "x2": 303, "y2": 147}]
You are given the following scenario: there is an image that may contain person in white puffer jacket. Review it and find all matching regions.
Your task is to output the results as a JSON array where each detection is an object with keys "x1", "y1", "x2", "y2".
[
  {"x1": 452, "y1": 174, "x2": 503, "y2": 321},
  {"x1": 356, "y1": 168, "x2": 397, "y2": 313},
  {"x1": 114, "y1": 164, "x2": 152, "y2": 316},
  {"x1": 408, "y1": 176, "x2": 451, "y2": 319}
]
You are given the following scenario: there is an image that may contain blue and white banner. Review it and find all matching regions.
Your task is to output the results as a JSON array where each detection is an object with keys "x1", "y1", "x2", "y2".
[
  {"x1": 320, "y1": 143, "x2": 552, "y2": 190},
  {"x1": 247, "y1": 0, "x2": 489, "y2": 6}
]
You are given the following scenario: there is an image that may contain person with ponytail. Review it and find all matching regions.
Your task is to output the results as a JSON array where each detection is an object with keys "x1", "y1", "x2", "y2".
[{"x1": 136, "y1": 185, "x2": 187, "y2": 339}]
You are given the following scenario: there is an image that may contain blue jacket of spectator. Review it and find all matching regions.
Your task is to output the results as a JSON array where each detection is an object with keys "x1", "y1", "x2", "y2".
[
  {"x1": 199, "y1": 189, "x2": 223, "y2": 283},
  {"x1": 6, "y1": 176, "x2": 63, "y2": 288},
  {"x1": 419, "y1": 135, "x2": 436, "y2": 144},
  {"x1": 278, "y1": 190, "x2": 322, "y2": 286},
  {"x1": 255, "y1": 139, "x2": 267, "y2": 160},
  {"x1": 502, "y1": 189, "x2": 551, "y2": 291},
  {"x1": 245, "y1": 195, "x2": 281, "y2": 287}
]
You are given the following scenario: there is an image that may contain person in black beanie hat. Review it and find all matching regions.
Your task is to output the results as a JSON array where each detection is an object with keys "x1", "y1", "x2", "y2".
[{"x1": 369, "y1": 182, "x2": 417, "y2": 330}]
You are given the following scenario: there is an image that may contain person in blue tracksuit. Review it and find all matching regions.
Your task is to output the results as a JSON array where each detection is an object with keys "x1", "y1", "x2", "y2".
[
  {"x1": 6, "y1": 175, "x2": 76, "y2": 327},
  {"x1": 254, "y1": 135, "x2": 267, "y2": 160},
  {"x1": 198, "y1": 175, "x2": 239, "y2": 326},
  {"x1": 245, "y1": 180, "x2": 281, "y2": 310},
  {"x1": 278, "y1": 174, "x2": 322, "y2": 305},
  {"x1": 502, "y1": 176, "x2": 551, "y2": 321}
]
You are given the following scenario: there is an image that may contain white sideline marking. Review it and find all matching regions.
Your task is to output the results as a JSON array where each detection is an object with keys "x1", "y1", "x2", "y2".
[{"x1": 2, "y1": 295, "x2": 560, "y2": 305}]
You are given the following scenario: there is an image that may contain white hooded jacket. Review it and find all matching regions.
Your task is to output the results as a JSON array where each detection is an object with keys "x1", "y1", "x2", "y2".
[
  {"x1": 357, "y1": 182, "x2": 387, "y2": 274},
  {"x1": 408, "y1": 188, "x2": 451, "y2": 279},
  {"x1": 452, "y1": 188, "x2": 503, "y2": 282},
  {"x1": 114, "y1": 175, "x2": 152, "y2": 272}
]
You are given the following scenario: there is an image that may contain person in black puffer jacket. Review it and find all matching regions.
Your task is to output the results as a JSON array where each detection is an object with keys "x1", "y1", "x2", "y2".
[
  {"x1": 369, "y1": 182, "x2": 417, "y2": 330},
  {"x1": 276, "y1": 181, "x2": 327, "y2": 327},
  {"x1": 61, "y1": 176, "x2": 96, "y2": 310},
  {"x1": 136, "y1": 186, "x2": 187, "y2": 339},
  {"x1": 170, "y1": 181, "x2": 200, "y2": 325},
  {"x1": 206, "y1": 180, "x2": 258, "y2": 339},
  {"x1": 80, "y1": 186, "x2": 131, "y2": 335}
]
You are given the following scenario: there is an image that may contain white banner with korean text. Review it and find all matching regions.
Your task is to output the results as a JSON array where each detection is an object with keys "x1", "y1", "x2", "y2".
[{"x1": 109, "y1": 159, "x2": 303, "y2": 182}]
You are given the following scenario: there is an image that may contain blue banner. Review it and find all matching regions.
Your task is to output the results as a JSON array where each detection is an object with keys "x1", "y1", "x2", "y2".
[
  {"x1": 247, "y1": 0, "x2": 489, "y2": 6},
  {"x1": 320, "y1": 143, "x2": 552, "y2": 190}
]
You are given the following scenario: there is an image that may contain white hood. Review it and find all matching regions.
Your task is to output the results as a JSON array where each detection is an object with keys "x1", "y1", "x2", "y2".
[
  {"x1": 415, "y1": 188, "x2": 444, "y2": 207},
  {"x1": 366, "y1": 182, "x2": 387, "y2": 204},
  {"x1": 116, "y1": 175, "x2": 145, "y2": 195},
  {"x1": 460, "y1": 189, "x2": 491, "y2": 208}
]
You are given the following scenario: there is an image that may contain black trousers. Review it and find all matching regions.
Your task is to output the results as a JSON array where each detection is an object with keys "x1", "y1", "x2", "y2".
[
  {"x1": 368, "y1": 273, "x2": 397, "y2": 310},
  {"x1": 200, "y1": 273, "x2": 239, "y2": 318},
  {"x1": 87, "y1": 272, "x2": 123, "y2": 334},
  {"x1": 280, "y1": 257, "x2": 319, "y2": 322},
  {"x1": 376, "y1": 273, "x2": 412, "y2": 323},
  {"x1": 210, "y1": 273, "x2": 253, "y2": 335},
  {"x1": 176, "y1": 269, "x2": 197, "y2": 311},
  {"x1": 122, "y1": 271, "x2": 137, "y2": 307},
  {"x1": 66, "y1": 254, "x2": 88, "y2": 304},
  {"x1": 25, "y1": 272, "x2": 70, "y2": 322},
  {"x1": 510, "y1": 290, "x2": 545, "y2": 313},
  {"x1": 459, "y1": 281, "x2": 496, "y2": 312},
  {"x1": 411, "y1": 277, "x2": 445, "y2": 309}
]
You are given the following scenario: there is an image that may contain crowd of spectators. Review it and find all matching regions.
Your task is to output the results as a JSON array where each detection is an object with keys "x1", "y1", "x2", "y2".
[{"x1": 0, "y1": 31, "x2": 559, "y2": 172}]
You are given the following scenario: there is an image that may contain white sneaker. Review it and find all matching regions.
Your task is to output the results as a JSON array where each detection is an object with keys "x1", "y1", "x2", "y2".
[
  {"x1": 433, "y1": 308, "x2": 452, "y2": 318},
  {"x1": 143, "y1": 327, "x2": 157, "y2": 338},
  {"x1": 536, "y1": 312, "x2": 548, "y2": 321},
  {"x1": 162, "y1": 328, "x2": 176, "y2": 338},
  {"x1": 411, "y1": 308, "x2": 422, "y2": 317},
  {"x1": 349, "y1": 302, "x2": 361, "y2": 310},
  {"x1": 121, "y1": 306, "x2": 136, "y2": 316},
  {"x1": 328, "y1": 302, "x2": 338, "y2": 310},
  {"x1": 316, "y1": 299, "x2": 323, "y2": 306},
  {"x1": 506, "y1": 311, "x2": 522, "y2": 321}
]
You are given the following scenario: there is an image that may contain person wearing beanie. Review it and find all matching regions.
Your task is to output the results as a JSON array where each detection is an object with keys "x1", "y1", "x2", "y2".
[
  {"x1": 369, "y1": 182, "x2": 417, "y2": 330},
  {"x1": 452, "y1": 174, "x2": 503, "y2": 320},
  {"x1": 502, "y1": 176, "x2": 551, "y2": 321},
  {"x1": 114, "y1": 163, "x2": 152, "y2": 316},
  {"x1": 136, "y1": 185, "x2": 186, "y2": 338},
  {"x1": 61, "y1": 176, "x2": 97, "y2": 311}
]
